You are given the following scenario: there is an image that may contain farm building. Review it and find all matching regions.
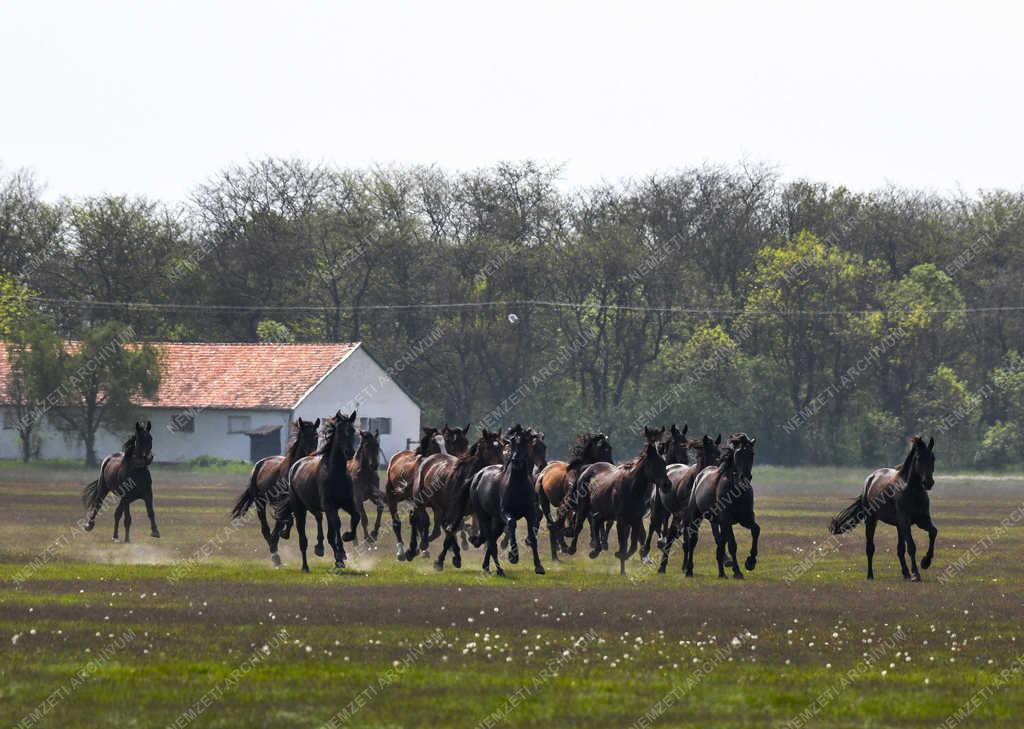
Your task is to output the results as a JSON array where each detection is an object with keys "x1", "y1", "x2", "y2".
[{"x1": 0, "y1": 342, "x2": 421, "y2": 463}]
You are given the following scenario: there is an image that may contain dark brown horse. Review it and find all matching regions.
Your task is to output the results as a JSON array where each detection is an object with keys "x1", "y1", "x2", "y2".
[
  {"x1": 649, "y1": 433, "x2": 722, "y2": 573},
  {"x1": 348, "y1": 429, "x2": 384, "y2": 544},
  {"x1": 641, "y1": 423, "x2": 691, "y2": 561},
  {"x1": 496, "y1": 426, "x2": 549, "y2": 550},
  {"x1": 830, "y1": 435, "x2": 938, "y2": 581},
  {"x1": 536, "y1": 432, "x2": 613, "y2": 560},
  {"x1": 231, "y1": 417, "x2": 319, "y2": 566},
  {"x1": 82, "y1": 421, "x2": 158, "y2": 543},
  {"x1": 441, "y1": 423, "x2": 471, "y2": 455},
  {"x1": 682, "y1": 433, "x2": 760, "y2": 579},
  {"x1": 577, "y1": 427, "x2": 668, "y2": 575},
  {"x1": 468, "y1": 425, "x2": 546, "y2": 576},
  {"x1": 384, "y1": 427, "x2": 443, "y2": 560},
  {"x1": 406, "y1": 428, "x2": 503, "y2": 564},
  {"x1": 281, "y1": 410, "x2": 358, "y2": 572}
]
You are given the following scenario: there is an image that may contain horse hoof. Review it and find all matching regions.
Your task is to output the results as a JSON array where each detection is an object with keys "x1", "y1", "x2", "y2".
[
  {"x1": 911, "y1": 573, "x2": 921, "y2": 582},
  {"x1": 744, "y1": 556, "x2": 757, "y2": 571},
  {"x1": 433, "y1": 561, "x2": 443, "y2": 572},
  {"x1": 420, "y1": 550, "x2": 430, "y2": 559},
  {"x1": 496, "y1": 568, "x2": 506, "y2": 577},
  {"x1": 508, "y1": 552, "x2": 519, "y2": 565},
  {"x1": 301, "y1": 565, "x2": 310, "y2": 573},
  {"x1": 565, "y1": 545, "x2": 577, "y2": 556},
  {"x1": 397, "y1": 550, "x2": 407, "y2": 562},
  {"x1": 84, "y1": 522, "x2": 95, "y2": 532},
  {"x1": 151, "y1": 530, "x2": 161, "y2": 539},
  {"x1": 112, "y1": 537, "x2": 119, "y2": 543},
  {"x1": 123, "y1": 537, "x2": 130, "y2": 544},
  {"x1": 718, "y1": 574, "x2": 728, "y2": 579},
  {"x1": 271, "y1": 554, "x2": 282, "y2": 567},
  {"x1": 588, "y1": 549, "x2": 600, "y2": 560},
  {"x1": 453, "y1": 554, "x2": 462, "y2": 569},
  {"x1": 641, "y1": 555, "x2": 653, "y2": 565},
  {"x1": 657, "y1": 565, "x2": 667, "y2": 574},
  {"x1": 723, "y1": 557, "x2": 734, "y2": 567},
  {"x1": 535, "y1": 565, "x2": 546, "y2": 575},
  {"x1": 342, "y1": 532, "x2": 356, "y2": 542},
  {"x1": 314, "y1": 545, "x2": 325, "y2": 557},
  {"x1": 732, "y1": 572, "x2": 744, "y2": 580},
  {"x1": 365, "y1": 535, "x2": 376, "y2": 545},
  {"x1": 639, "y1": 547, "x2": 650, "y2": 560},
  {"x1": 335, "y1": 560, "x2": 346, "y2": 569},
  {"x1": 614, "y1": 551, "x2": 627, "y2": 561},
  {"x1": 684, "y1": 571, "x2": 693, "y2": 578},
  {"x1": 921, "y1": 555, "x2": 932, "y2": 570}
]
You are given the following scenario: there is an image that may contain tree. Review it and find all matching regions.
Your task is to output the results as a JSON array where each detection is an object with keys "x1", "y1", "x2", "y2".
[
  {"x1": 5, "y1": 318, "x2": 63, "y2": 461},
  {"x1": 48, "y1": 322, "x2": 162, "y2": 466}
]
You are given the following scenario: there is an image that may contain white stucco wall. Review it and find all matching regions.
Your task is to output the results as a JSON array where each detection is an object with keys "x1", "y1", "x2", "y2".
[
  {"x1": 0, "y1": 407, "x2": 289, "y2": 463},
  {"x1": 291, "y1": 347, "x2": 420, "y2": 461}
]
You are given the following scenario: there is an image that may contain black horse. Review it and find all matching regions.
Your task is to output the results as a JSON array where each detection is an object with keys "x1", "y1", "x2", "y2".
[
  {"x1": 830, "y1": 436, "x2": 938, "y2": 581},
  {"x1": 682, "y1": 433, "x2": 760, "y2": 579},
  {"x1": 279, "y1": 410, "x2": 358, "y2": 572},
  {"x1": 641, "y1": 423, "x2": 690, "y2": 561},
  {"x1": 82, "y1": 421, "x2": 159, "y2": 542},
  {"x1": 468, "y1": 425, "x2": 546, "y2": 576}
]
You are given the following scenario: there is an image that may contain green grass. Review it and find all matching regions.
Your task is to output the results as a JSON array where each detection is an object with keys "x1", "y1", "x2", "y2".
[{"x1": 1, "y1": 467, "x2": 1023, "y2": 727}]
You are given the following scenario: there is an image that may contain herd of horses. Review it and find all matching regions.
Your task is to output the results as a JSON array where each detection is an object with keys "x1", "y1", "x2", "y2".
[{"x1": 80, "y1": 417, "x2": 941, "y2": 581}]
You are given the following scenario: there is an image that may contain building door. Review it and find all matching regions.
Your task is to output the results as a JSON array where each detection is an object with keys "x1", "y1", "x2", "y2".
[{"x1": 248, "y1": 426, "x2": 282, "y2": 462}]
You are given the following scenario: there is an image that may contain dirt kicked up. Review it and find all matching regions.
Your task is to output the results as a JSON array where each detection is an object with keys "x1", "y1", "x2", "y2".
[{"x1": 2, "y1": 464, "x2": 1023, "y2": 728}]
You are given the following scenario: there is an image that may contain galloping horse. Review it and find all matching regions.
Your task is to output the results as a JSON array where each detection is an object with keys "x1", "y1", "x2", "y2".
[
  {"x1": 642, "y1": 423, "x2": 690, "y2": 560},
  {"x1": 348, "y1": 429, "x2": 384, "y2": 544},
  {"x1": 536, "y1": 432, "x2": 613, "y2": 560},
  {"x1": 384, "y1": 427, "x2": 443, "y2": 559},
  {"x1": 82, "y1": 421, "x2": 159, "y2": 543},
  {"x1": 830, "y1": 436, "x2": 938, "y2": 581},
  {"x1": 231, "y1": 417, "x2": 319, "y2": 565},
  {"x1": 281, "y1": 410, "x2": 358, "y2": 572},
  {"x1": 469, "y1": 425, "x2": 546, "y2": 576},
  {"x1": 406, "y1": 429, "x2": 503, "y2": 564},
  {"x1": 647, "y1": 433, "x2": 721, "y2": 573},
  {"x1": 577, "y1": 427, "x2": 668, "y2": 575},
  {"x1": 682, "y1": 433, "x2": 760, "y2": 579}
]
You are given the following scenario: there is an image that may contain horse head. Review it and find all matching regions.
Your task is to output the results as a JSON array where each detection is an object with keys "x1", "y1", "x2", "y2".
[
  {"x1": 130, "y1": 421, "x2": 153, "y2": 466},
  {"x1": 689, "y1": 433, "x2": 722, "y2": 470},
  {"x1": 293, "y1": 418, "x2": 320, "y2": 457},
  {"x1": 726, "y1": 432, "x2": 756, "y2": 485},
  {"x1": 658, "y1": 423, "x2": 690, "y2": 465},
  {"x1": 442, "y1": 423, "x2": 471, "y2": 456},
  {"x1": 526, "y1": 427, "x2": 548, "y2": 470},
  {"x1": 357, "y1": 429, "x2": 381, "y2": 470},
  {"x1": 908, "y1": 435, "x2": 936, "y2": 490}
]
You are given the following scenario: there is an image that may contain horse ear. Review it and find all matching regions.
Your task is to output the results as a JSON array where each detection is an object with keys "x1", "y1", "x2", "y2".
[
  {"x1": 749, "y1": 436, "x2": 756, "y2": 445},
  {"x1": 928, "y1": 436, "x2": 934, "y2": 451},
  {"x1": 374, "y1": 429, "x2": 379, "y2": 439},
  {"x1": 464, "y1": 422, "x2": 471, "y2": 434},
  {"x1": 348, "y1": 410, "x2": 357, "y2": 423},
  {"x1": 146, "y1": 421, "x2": 152, "y2": 432},
  {"x1": 682, "y1": 424, "x2": 688, "y2": 437},
  {"x1": 715, "y1": 433, "x2": 722, "y2": 445},
  {"x1": 670, "y1": 423, "x2": 677, "y2": 435},
  {"x1": 313, "y1": 418, "x2": 320, "y2": 428},
  {"x1": 442, "y1": 423, "x2": 449, "y2": 433}
]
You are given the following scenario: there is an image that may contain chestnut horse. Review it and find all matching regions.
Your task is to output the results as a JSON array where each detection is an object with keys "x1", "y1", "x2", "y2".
[
  {"x1": 406, "y1": 428, "x2": 503, "y2": 564},
  {"x1": 682, "y1": 433, "x2": 760, "y2": 579},
  {"x1": 231, "y1": 417, "x2": 319, "y2": 565},
  {"x1": 577, "y1": 427, "x2": 668, "y2": 575},
  {"x1": 281, "y1": 410, "x2": 358, "y2": 572},
  {"x1": 82, "y1": 421, "x2": 158, "y2": 543},
  {"x1": 384, "y1": 427, "x2": 442, "y2": 559},
  {"x1": 830, "y1": 436, "x2": 937, "y2": 581},
  {"x1": 536, "y1": 432, "x2": 613, "y2": 560},
  {"x1": 468, "y1": 425, "x2": 546, "y2": 576}
]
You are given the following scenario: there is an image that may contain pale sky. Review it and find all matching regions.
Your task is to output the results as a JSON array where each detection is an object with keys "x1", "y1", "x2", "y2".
[{"x1": 2, "y1": 1, "x2": 1022, "y2": 202}]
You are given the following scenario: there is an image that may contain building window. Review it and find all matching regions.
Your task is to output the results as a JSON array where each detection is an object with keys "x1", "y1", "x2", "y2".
[
  {"x1": 359, "y1": 417, "x2": 391, "y2": 435},
  {"x1": 170, "y1": 412, "x2": 195, "y2": 433},
  {"x1": 228, "y1": 415, "x2": 251, "y2": 434},
  {"x1": 2, "y1": 410, "x2": 16, "y2": 430}
]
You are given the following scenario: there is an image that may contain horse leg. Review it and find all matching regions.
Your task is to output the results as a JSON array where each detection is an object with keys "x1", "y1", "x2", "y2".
[
  {"x1": 725, "y1": 524, "x2": 743, "y2": 579},
  {"x1": 268, "y1": 517, "x2": 284, "y2": 567},
  {"x1": 713, "y1": 522, "x2": 728, "y2": 578},
  {"x1": 548, "y1": 516, "x2": 561, "y2": 563},
  {"x1": 370, "y1": 493, "x2": 384, "y2": 542},
  {"x1": 904, "y1": 520, "x2": 921, "y2": 581},
  {"x1": 342, "y1": 505, "x2": 360, "y2": 544},
  {"x1": 625, "y1": 518, "x2": 641, "y2": 560},
  {"x1": 314, "y1": 513, "x2": 325, "y2": 557},
  {"x1": 122, "y1": 501, "x2": 134, "y2": 543},
  {"x1": 429, "y1": 506, "x2": 443, "y2": 542},
  {"x1": 144, "y1": 492, "x2": 160, "y2": 538},
  {"x1": 658, "y1": 518, "x2": 678, "y2": 574},
  {"x1": 684, "y1": 520, "x2": 701, "y2": 576},
  {"x1": 507, "y1": 518, "x2": 520, "y2": 564},
  {"x1": 740, "y1": 516, "x2": 760, "y2": 571},
  {"x1": 917, "y1": 515, "x2": 938, "y2": 570},
  {"x1": 526, "y1": 515, "x2": 545, "y2": 575},
  {"x1": 112, "y1": 500, "x2": 125, "y2": 542},
  {"x1": 295, "y1": 506, "x2": 310, "y2": 573},
  {"x1": 615, "y1": 520, "x2": 629, "y2": 575},
  {"x1": 895, "y1": 522, "x2": 911, "y2": 579},
  {"x1": 326, "y1": 509, "x2": 347, "y2": 569},
  {"x1": 488, "y1": 521, "x2": 505, "y2": 577},
  {"x1": 404, "y1": 508, "x2": 420, "y2": 561},
  {"x1": 641, "y1": 499, "x2": 662, "y2": 561},
  {"x1": 357, "y1": 500, "x2": 371, "y2": 543},
  {"x1": 388, "y1": 493, "x2": 406, "y2": 561},
  {"x1": 587, "y1": 513, "x2": 602, "y2": 559},
  {"x1": 865, "y1": 517, "x2": 877, "y2": 580},
  {"x1": 434, "y1": 527, "x2": 454, "y2": 572}
]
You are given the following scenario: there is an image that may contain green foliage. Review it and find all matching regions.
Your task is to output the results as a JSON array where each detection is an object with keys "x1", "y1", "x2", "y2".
[
  {"x1": 976, "y1": 421, "x2": 1022, "y2": 469},
  {"x1": 256, "y1": 319, "x2": 295, "y2": 343},
  {"x1": 0, "y1": 273, "x2": 31, "y2": 337}
]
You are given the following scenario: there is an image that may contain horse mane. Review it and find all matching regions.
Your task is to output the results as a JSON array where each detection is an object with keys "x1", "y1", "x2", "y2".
[
  {"x1": 285, "y1": 424, "x2": 309, "y2": 461},
  {"x1": 415, "y1": 428, "x2": 437, "y2": 456},
  {"x1": 122, "y1": 434, "x2": 136, "y2": 458},
  {"x1": 898, "y1": 436, "x2": 925, "y2": 478},
  {"x1": 316, "y1": 418, "x2": 338, "y2": 456}
]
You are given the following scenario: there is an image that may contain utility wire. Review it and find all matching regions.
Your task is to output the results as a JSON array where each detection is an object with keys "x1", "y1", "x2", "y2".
[{"x1": 27, "y1": 296, "x2": 1024, "y2": 317}]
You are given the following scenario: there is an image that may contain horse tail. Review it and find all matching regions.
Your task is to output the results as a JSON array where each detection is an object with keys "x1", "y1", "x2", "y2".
[
  {"x1": 231, "y1": 461, "x2": 264, "y2": 519},
  {"x1": 830, "y1": 495, "x2": 866, "y2": 534},
  {"x1": 81, "y1": 479, "x2": 103, "y2": 512}
]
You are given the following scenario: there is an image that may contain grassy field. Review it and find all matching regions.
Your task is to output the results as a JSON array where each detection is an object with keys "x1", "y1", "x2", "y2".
[{"x1": 2, "y1": 463, "x2": 1023, "y2": 728}]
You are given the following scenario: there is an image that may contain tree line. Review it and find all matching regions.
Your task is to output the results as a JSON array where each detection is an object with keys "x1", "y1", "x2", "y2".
[{"x1": 2, "y1": 159, "x2": 1023, "y2": 467}]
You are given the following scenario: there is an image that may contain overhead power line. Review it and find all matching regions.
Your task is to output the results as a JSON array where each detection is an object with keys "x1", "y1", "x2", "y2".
[{"x1": 27, "y1": 296, "x2": 1024, "y2": 318}]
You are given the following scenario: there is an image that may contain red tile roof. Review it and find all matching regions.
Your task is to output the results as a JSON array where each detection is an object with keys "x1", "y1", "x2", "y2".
[{"x1": 0, "y1": 342, "x2": 360, "y2": 411}]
